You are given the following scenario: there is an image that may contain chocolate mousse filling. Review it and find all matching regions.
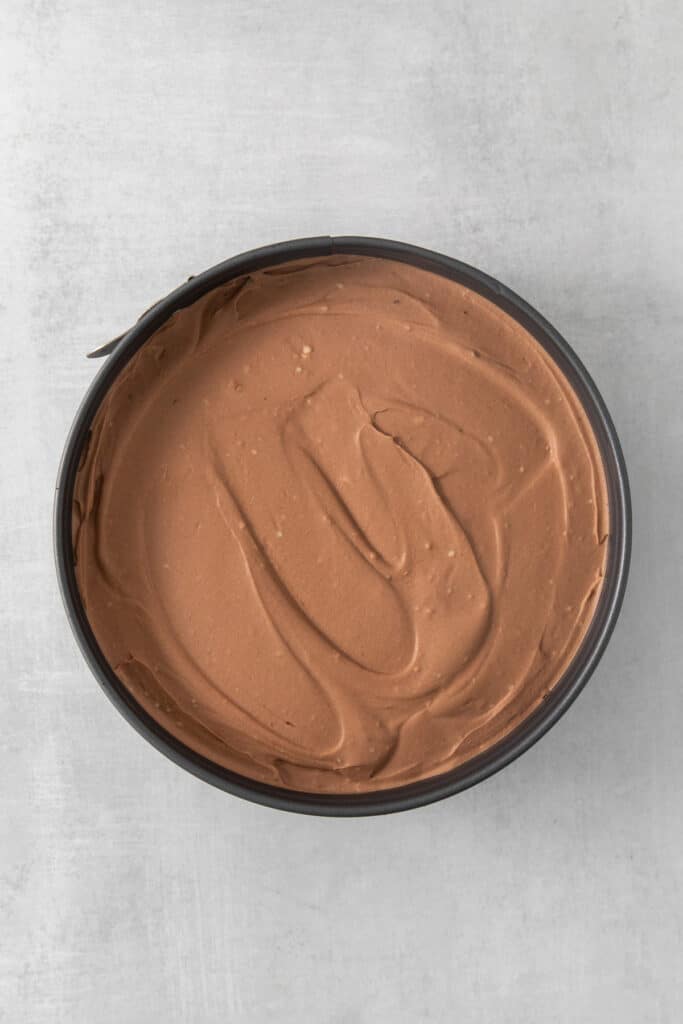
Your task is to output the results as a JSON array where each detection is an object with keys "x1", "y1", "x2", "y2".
[{"x1": 73, "y1": 256, "x2": 608, "y2": 793}]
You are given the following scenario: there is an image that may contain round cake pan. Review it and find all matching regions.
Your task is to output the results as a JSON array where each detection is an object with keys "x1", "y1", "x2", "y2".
[{"x1": 54, "y1": 236, "x2": 631, "y2": 816}]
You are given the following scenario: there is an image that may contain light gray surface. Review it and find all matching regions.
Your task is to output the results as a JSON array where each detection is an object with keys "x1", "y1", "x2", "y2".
[{"x1": 2, "y1": 1, "x2": 682, "y2": 1021}]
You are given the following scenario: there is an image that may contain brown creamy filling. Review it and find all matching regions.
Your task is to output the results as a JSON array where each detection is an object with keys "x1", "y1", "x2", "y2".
[{"x1": 74, "y1": 256, "x2": 608, "y2": 793}]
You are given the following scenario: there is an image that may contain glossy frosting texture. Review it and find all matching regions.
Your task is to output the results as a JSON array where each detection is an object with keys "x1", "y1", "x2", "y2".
[{"x1": 74, "y1": 256, "x2": 608, "y2": 793}]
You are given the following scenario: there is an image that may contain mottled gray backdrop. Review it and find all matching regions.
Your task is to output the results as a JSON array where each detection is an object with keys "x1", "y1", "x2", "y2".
[{"x1": 2, "y1": 1, "x2": 682, "y2": 1021}]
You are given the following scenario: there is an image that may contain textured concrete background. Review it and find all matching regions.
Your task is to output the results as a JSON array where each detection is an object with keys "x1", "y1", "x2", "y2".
[{"x1": 2, "y1": 1, "x2": 682, "y2": 1021}]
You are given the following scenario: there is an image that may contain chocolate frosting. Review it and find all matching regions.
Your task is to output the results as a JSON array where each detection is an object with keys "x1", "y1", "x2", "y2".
[{"x1": 74, "y1": 256, "x2": 608, "y2": 792}]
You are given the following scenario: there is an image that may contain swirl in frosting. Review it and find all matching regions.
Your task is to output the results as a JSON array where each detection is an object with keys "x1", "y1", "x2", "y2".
[{"x1": 73, "y1": 256, "x2": 608, "y2": 792}]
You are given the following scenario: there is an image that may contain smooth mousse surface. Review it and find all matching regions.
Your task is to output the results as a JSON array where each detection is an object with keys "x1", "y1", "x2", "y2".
[{"x1": 74, "y1": 256, "x2": 608, "y2": 792}]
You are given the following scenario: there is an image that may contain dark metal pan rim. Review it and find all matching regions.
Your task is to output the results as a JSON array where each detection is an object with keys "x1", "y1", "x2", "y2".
[{"x1": 54, "y1": 235, "x2": 631, "y2": 817}]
